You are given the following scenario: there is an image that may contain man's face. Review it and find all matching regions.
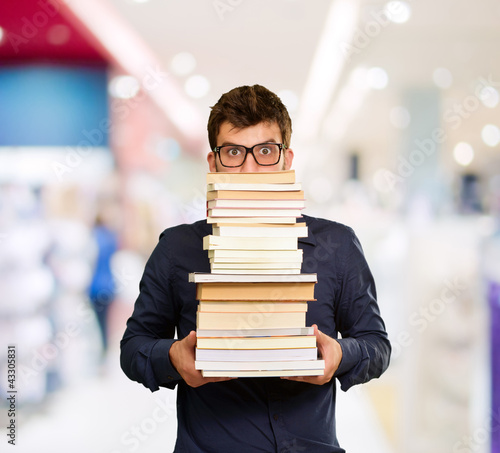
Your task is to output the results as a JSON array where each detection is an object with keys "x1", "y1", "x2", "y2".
[{"x1": 207, "y1": 121, "x2": 294, "y2": 173}]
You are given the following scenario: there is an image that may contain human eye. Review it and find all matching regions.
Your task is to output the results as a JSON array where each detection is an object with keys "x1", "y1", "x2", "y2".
[
  {"x1": 222, "y1": 146, "x2": 243, "y2": 157},
  {"x1": 257, "y1": 144, "x2": 277, "y2": 156},
  {"x1": 228, "y1": 147, "x2": 242, "y2": 156}
]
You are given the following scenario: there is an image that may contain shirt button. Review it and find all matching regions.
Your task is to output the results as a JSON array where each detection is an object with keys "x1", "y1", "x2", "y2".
[{"x1": 273, "y1": 414, "x2": 279, "y2": 421}]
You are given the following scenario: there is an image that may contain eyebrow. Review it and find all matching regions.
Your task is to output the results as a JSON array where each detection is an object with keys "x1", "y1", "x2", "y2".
[{"x1": 219, "y1": 139, "x2": 279, "y2": 147}]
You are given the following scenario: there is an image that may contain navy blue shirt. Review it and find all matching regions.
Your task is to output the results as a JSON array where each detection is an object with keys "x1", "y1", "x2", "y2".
[{"x1": 120, "y1": 214, "x2": 391, "y2": 452}]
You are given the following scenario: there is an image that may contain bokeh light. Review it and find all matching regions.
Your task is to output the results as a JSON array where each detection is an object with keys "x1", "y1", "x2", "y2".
[
  {"x1": 185, "y1": 74, "x2": 210, "y2": 98},
  {"x1": 481, "y1": 124, "x2": 500, "y2": 147},
  {"x1": 108, "y1": 75, "x2": 141, "y2": 99},
  {"x1": 479, "y1": 86, "x2": 499, "y2": 108},
  {"x1": 384, "y1": 1, "x2": 412, "y2": 24},
  {"x1": 453, "y1": 142, "x2": 474, "y2": 166},
  {"x1": 432, "y1": 67, "x2": 453, "y2": 89},
  {"x1": 366, "y1": 67, "x2": 388, "y2": 90},
  {"x1": 170, "y1": 52, "x2": 197, "y2": 76},
  {"x1": 389, "y1": 106, "x2": 411, "y2": 129}
]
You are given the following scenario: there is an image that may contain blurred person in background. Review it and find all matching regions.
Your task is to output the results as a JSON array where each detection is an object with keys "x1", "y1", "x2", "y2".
[
  {"x1": 121, "y1": 85, "x2": 391, "y2": 452},
  {"x1": 88, "y1": 210, "x2": 119, "y2": 359}
]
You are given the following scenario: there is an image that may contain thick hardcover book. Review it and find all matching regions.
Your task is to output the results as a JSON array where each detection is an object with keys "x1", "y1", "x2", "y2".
[
  {"x1": 207, "y1": 216, "x2": 299, "y2": 224},
  {"x1": 207, "y1": 190, "x2": 305, "y2": 201},
  {"x1": 207, "y1": 199, "x2": 306, "y2": 209},
  {"x1": 196, "y1": 326, "x2": 314, "y2": 338},
  {"x1": 203, "y1": 235, "x2": 298, "y2": 251},
  {"x1": 208, "y1": 208, "x2": 302, "y2": 218},
  {"x1": 212, "y1": 223, "x2": 308, "y2": 238},
  {"x1": 207, "y1": 183, "x2": 302, "y2": 192},
  {"x1": 195, "y1": 282, "x2": 316, "y2": 301},
  {"x1": 206, "y1": 170, "x2": 295, "y2": 185},
  {"x1": 210, "y1": 269, "x2": 301, "y2": 275},
  {"x1": 198, "y1": 301, "x2": 308, "y2": 313},
  {"x1": 196, "y1": 335, "x2": 316, "y2": 350},
  {"x1": 195, "y1": 347, "x2": 318, "y2": 361},
  {"x1": 196, "y1": 311, "x2": 306, "y2": 330},
  {"x1": 189, "y1": 273, "x2": 316, "y2": 283},
  {"x1": 195, "y1": 359, "x2": 325, "y2": 371},
  {"x1": 201, "y1": 369, "x2": 324, "y2": 377}
]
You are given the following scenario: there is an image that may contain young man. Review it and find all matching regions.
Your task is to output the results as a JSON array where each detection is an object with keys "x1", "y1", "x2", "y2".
[{"x1": 121, "y1": 85, "x2": 391, "y2": 452}]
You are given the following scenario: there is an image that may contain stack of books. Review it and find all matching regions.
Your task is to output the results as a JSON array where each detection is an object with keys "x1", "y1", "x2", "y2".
[{"x1": 189, "y1": 170, "x2": 325, "y2": 377}]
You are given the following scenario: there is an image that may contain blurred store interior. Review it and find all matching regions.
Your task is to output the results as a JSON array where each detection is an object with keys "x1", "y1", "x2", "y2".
[{"x1": 0, "y1": 0, "x2": 499, "y2": 452}]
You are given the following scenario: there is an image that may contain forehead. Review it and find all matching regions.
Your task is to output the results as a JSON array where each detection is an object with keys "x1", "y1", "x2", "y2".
[{"x1": 217, "y1": 121, "x2": 282, "y2": 145}]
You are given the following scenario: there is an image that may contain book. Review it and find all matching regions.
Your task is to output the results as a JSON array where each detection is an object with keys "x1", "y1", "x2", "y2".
[
  {"x1": 198, "y1": 301, "x2": 308, "y2": 313},
  {"x1": 207, "y1": 216, "x2": 299, "y2": 224},
  {"x1": 196, "y1": 326, "x2": 314, "y2": 338},
  {"x1": 207, "y1": 199, "x2": 306, "y2": 209},
  {"x1": 195, "y1": 282, "x2": 316, "y2": 301},
  {"x1": 196, "y1": 311, "x2": 306, "y2": 330},
  {"x1": 201, "y1": 369, "x2": 324, "y2": 377},
  {"x1": 210, "y1": 262, "x2": 302, "y2": 269},
  {"x1": 208, "y1": 208, "x2": 302, "y2": 218},
  {"x1": 196, "y1": 335, "x2": 316, "y2": 350},
  {"x1": 195, "y1": 359, "x2": 325, "y2": 371},
  {"x1": 207, "y1": 190, "x2": 305, "y2": 201},
  {"x1": 212, "y1": 223, "x2": 308, "y2": 238},
  {"x1": 195, "y1": 347, "x2": 318, "y2": 362},
  {"x1": 206, "y1": 170, "x2": 295, "y2": 185},
  {"x1": 189, "y1": 273, "x2": 317, "y2": 283},
  {"x1": 207, "y1": 183, "x2": 302, "y2": 192},
  {"x1": 203, "y1": 235, "x2": 298, "y2": 251},
  {"x1": 211, "y1": 269, "x2": 301, "y2": 275},
  {"x1": 207, "y1": 249, "x2": 303, "y2": 261}
]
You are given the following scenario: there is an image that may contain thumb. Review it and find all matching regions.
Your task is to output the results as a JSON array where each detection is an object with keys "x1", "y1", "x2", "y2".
[
  {"x1": 312, "y1": 324, "x2": 322, "y2": 341},
  {"x1": 184, "y1": 330, "x2": 197, "y2": 347}
]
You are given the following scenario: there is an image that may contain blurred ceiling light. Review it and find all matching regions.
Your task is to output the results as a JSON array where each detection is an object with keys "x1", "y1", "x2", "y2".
[
  {"x1": 453, "y1": 142, "x2": 474, "y2": 166},
  {"x1": 479, "y1": 86, "x2": 499, "y2": 108},
  {"x1": 384, "y1": 1, "x2": 412, "y2": 24},
  {"x1": 481, "y1": 124, "x2": 500, "y2": 147},
  {"x1": 185, "y1": 75, "x2": 210, "y2": 99},
  {"x1": 108, "y1": 75, "x2": 141, "y2": 99},
  {"x1": 66, "y1": 0, "x2": 205, "y2": 144},
  {"x1": 295, "y1": 0, "x2": 360, "y2": 140},
  {"x1": 171, "y1": 52, "x2": 197, "y2": 76},
  {"x1": 47, "y1": 24, "x2": 71, "y2": 46},
  {"x1": 278, "y1": 90, "x2": 299, "y2": 113},
  {"x1": 366, "y1": 67, "x2": 388, "y2": 90},
  {"x1": 432, "y1": 67, "x2": 453, "y2": 89},
  {"x1": 390, "y1": 106, "x2": 411, "y2": 129},
  {"x1": 0, "y1": 26, "x2": 4, "y2": 45}
]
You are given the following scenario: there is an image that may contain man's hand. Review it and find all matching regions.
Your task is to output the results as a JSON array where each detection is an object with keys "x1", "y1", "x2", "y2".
[
  {"x1": 169, "y1": 331, "x2": 235, "y2": 388},
  {"x1": 281, "y1": 324, "x2": 342, "y2": 385}
]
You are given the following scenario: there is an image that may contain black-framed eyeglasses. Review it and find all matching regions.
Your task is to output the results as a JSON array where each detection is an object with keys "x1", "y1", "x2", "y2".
[{"x1": 213, "y1": 143, "x2": 284, "y2": 168}]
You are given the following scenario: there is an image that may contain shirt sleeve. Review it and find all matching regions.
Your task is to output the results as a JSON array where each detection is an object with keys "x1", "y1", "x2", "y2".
[
  {"x1": 333, "y1": 227, "x2": 391, "y2": 391},
  {"x1": 120, "y1": 233, "x2": 183, "y2": 392}
]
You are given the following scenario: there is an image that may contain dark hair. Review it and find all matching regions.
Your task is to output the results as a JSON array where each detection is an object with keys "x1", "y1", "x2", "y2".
[{"x1": 207, "y1": 85, "x2": 292, "y2": 150}]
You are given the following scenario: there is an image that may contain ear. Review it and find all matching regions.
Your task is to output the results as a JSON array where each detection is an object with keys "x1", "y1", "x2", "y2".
[
  {"x1": 207, "y1": 152, "x2": 217, "y2": 172},
  {"x1": 284, "y1": 148, "x2": 294, "y2": 170}
]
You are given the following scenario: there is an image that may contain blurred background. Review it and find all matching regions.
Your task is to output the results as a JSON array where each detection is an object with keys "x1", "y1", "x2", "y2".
[{"x1": 0, "y1": 0, "x2": 499, "y2": 452}]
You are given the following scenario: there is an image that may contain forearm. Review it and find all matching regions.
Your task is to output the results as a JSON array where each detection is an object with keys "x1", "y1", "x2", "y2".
[
  {"x1": 120, "y1": 335, "x2": 182, "y2": 392},
  {"x1": 335, "y1": 333, "x2": 391, "y2": 391}
]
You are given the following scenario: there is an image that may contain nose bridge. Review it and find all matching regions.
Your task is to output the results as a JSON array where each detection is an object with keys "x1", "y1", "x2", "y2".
[{"x1": 241, "y1": 148, "x2": 259, "y2": 171}]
